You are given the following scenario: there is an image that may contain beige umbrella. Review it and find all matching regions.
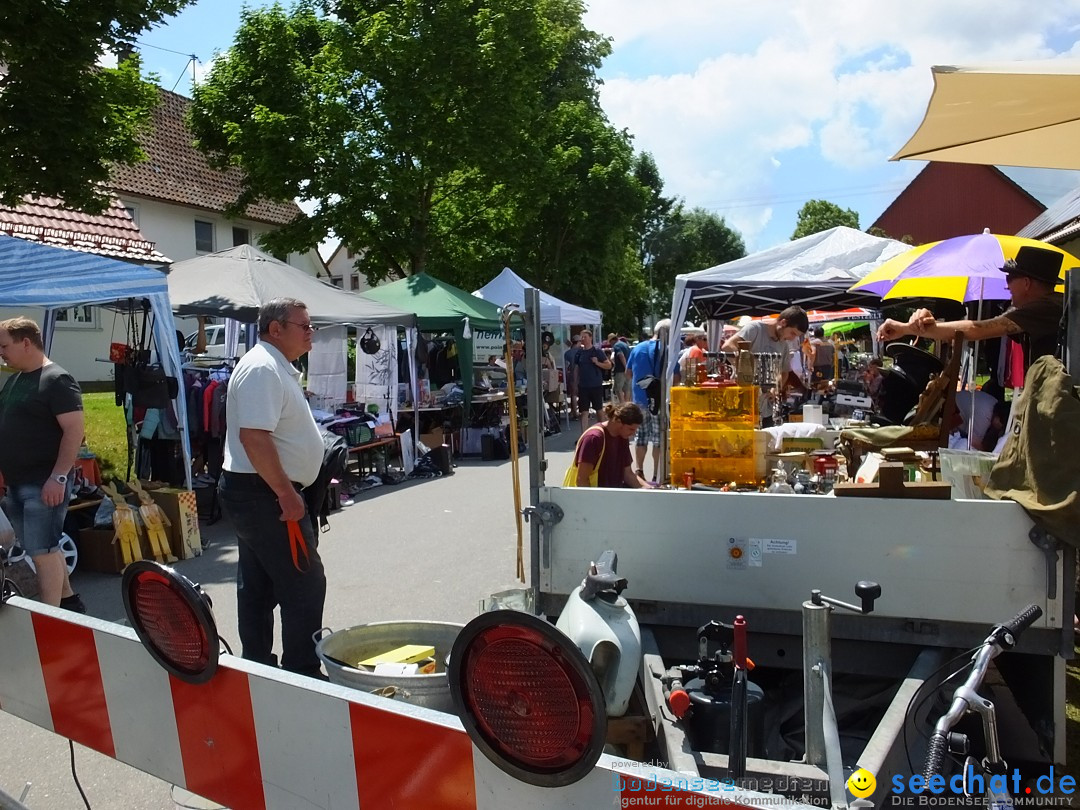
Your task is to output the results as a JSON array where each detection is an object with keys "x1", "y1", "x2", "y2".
[{"x1": 892, "y1": 60, "x2": 1080, "y2": 170}]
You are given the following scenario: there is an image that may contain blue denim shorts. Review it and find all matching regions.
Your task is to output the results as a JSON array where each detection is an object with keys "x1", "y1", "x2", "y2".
[{"x1": 2, "y1": 481, "x2": 72, "y2": 557}]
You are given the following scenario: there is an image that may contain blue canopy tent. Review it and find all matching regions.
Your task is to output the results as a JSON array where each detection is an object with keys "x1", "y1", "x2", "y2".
[{"x1": 0, "y1": 235, "x2": 192, "y2": 488}]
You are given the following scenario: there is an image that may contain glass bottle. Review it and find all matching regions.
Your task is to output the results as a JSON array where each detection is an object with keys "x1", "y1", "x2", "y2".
[
  {"x1": 766, "y1": 467, "x2": 793, "y2": 494},
  {"x1": 736, "y1": 341, "x2": 755, "y2": 386}
]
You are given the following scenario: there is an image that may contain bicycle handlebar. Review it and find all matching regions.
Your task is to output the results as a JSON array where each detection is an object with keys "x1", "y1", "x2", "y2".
[
  {"x1": 1000, "y1": 603, "x2": 1042, "y2": 641},
  {"x1": 921, "y1": 604, "x2": 1042, "y2": 782}
]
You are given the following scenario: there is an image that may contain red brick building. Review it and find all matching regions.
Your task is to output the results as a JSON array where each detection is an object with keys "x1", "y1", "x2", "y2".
[{"x1": 870, "y1": 163, "x2": 1045, "y2": 244}]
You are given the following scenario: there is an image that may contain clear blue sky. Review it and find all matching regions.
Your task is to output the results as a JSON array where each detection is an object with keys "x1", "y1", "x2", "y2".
[{"x1": 131, "y1": 0, "x2": 1080, "y2": 253}]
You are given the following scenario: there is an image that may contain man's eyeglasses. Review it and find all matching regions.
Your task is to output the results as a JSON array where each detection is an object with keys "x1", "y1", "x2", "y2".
[
  {"x1": 1004, "y1": 273, "x2": 1025, "y2": 285},
  {"x1": 282, "y1": 320, "x2": 317, "y2": 333}
]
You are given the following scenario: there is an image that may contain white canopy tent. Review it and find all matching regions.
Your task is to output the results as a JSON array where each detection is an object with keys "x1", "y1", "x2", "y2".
[
  {"x1": 669, "y1": 226, "x2": 909, "y2": 328},
  {"x1": 473, "y1": 267, "x2": 601, "y2": 325},
  {"x1": 660, "y1": 227, "x2": 908, "y2": 483},
  {"x1": 0, "y1": 235, "x2": 193, "y2": 488}
]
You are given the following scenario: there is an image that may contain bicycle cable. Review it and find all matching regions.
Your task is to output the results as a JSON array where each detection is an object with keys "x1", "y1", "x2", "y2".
[{"x1": 903, "y1": 645, "x2": 980, "y2": 775}]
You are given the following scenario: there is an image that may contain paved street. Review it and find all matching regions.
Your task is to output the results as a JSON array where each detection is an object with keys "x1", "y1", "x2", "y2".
[{"x1": 0, "y1": 427, "x2": 583, "y2": 809}]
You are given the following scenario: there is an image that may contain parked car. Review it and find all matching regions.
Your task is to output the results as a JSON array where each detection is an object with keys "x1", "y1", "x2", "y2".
[{"x1": 183, "y1": 324, "x2": 250, "y2": 359}]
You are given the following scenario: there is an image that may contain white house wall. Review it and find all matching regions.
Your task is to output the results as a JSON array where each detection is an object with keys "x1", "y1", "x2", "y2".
[{"x1": 325, "y1": 245, "x2": 375, "y2": 293}]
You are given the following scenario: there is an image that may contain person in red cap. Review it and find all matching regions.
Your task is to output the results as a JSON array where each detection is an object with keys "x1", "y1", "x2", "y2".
[{"x1": 877, "y1": 245, "x2": 1065, "y2": 369}]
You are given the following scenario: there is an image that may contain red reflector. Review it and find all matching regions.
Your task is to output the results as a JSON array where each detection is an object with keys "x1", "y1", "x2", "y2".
[
  {"x1": 450, "y1": 611, "x2": 605, "y2": 787},
  {"x1": 133, "y1": 576, "x2": 211, "y2": 674},
  {"x1": 468, "y1": 631, "x2": 594, "y2": 768},
  {"x1": 123, "y1": 561, "x2": 218, "y2": 684}
]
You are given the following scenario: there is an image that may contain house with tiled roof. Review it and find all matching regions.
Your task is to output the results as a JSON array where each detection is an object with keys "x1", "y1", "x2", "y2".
[
  {"x1": 110, "y1": 87, "x2": 326, "y2": 280},
  {"x1": 324, "y1": 243, "x2": 376, "y2": 293},
  {"x1": 1017, "y1": 183, "x2": 1080, "y2": 259},
  {"x1": 0, "y1": 86, "x2": 327, "y2": 383}
]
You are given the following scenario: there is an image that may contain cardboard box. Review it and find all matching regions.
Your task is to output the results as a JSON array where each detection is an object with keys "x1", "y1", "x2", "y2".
[
  {"x1": 418, "y1": 427, "x2": 444, "y2": 452},
  {"x1": 76, "y1": 528, "x2": 126, "y2": 574},
  {"x1": 149, "y1": 488, "x2": 203, "y2": 559}
]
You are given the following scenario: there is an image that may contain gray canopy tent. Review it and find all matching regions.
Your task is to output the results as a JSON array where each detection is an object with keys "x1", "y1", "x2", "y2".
[{"x1": 166, "y1": 245, "x2": 416, "y2": 327}]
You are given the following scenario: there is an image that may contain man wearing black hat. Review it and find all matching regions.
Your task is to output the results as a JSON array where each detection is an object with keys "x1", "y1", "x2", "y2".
[{"x1": 877, "y1": 245, "x2": 1064, "y2": 368}]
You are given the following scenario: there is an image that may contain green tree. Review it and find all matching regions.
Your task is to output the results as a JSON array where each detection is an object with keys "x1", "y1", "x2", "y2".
[
  {"x1": 191, "y1": 0, "x2": 603, "y2": 284},
  {"x1": 791, "y1": 199, "x2": 859, "y2": 240},
  {"x1": 493, "y1": 101, "x2": 650, "y2": 334},
  {"x1": 646, "y1": 207, "x2": 745, "y2": 323},
  {"x1": 0, "y1": 0, "x2": 194, "y2": 213}
]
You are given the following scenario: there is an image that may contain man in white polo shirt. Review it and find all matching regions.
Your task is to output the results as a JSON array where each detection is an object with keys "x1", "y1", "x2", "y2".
[{"x1": 220, "y1": 298, "x2": 326, "y2": 678}]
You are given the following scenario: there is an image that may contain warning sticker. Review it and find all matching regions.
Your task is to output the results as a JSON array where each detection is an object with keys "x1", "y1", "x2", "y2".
[
  {"x1": 748, "y1": 538, "x2": 763, "y2": 567},
  {"x1": 758, "y1": 538, "x2": 797, "y2": 555}
]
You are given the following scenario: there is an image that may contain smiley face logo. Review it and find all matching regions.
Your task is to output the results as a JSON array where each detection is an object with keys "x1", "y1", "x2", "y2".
[{"x1": 847, "y1": 768, "x2": 876, "y2": 798}]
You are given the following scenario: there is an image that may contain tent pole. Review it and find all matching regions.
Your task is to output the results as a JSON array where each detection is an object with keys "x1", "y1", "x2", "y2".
[{"x1": 968, "y1": 285, "x2": 983, "y2": 447}]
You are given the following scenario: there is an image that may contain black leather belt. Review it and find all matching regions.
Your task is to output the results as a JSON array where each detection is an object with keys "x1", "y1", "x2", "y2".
[{"x1": 221, "y1": 471, "x2": 303, "y2": 491}]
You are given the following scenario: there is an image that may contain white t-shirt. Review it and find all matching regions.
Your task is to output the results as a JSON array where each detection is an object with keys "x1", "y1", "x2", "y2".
[{"x1": 223, "y1": 342, "x2": 324, "y2": 487}]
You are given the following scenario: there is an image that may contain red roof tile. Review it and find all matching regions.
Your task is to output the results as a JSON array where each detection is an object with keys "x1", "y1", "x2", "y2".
[
  {"x1": 109, "y1": 88, "x2": 302, "y2": 227},
  {"x1": 0, "y1": 195, "x2": 170, "y2": 263}
]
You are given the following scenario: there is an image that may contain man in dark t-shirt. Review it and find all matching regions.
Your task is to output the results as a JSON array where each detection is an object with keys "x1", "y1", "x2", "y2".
[
  {"x1": 878, "y1": 245, "x2": 1064, "y2": 369},
  {"x1": 0, "y1": 316, "x2": 84, "y2": 610},
  {"x1": 574, "y1": 329, "x2": 611, "y2": 432}
]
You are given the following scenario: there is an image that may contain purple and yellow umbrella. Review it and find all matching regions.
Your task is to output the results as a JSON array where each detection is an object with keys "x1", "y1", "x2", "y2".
[{"x1": 849, "y1": 231, "x2": 1077, "y2": 302}]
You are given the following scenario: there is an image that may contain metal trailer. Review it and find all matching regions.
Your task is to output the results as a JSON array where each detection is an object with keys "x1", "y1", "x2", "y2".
[
  {"x1": 0, "y1": 288, "x2": 1072, "y2": 810},
  {"x1": 517, "y1": 289, "x2": 1074, "y2": 808}
]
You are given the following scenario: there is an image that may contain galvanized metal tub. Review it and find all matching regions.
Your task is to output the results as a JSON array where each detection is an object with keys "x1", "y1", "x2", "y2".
[{"x1": 314, "y1": 620, "x2": 463, "y2": 713}]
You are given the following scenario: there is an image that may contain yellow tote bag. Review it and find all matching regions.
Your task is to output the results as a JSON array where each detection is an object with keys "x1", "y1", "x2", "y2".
[{"x1": 563, "y1": 426, "x2": 607, "y2": 487}]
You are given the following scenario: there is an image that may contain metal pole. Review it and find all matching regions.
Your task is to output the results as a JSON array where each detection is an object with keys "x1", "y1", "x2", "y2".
[
  {"x1": 1066, "y1": 267, "x2": 1080, "y2": 379},
  {"x1": 802, "y1": 593, "x2": 831, "y2": 767},
  {"x1": 525, "y1": 288, "x2": 545, "y2": 604}
]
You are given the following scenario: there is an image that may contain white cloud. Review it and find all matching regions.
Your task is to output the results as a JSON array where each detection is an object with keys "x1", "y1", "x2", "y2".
[{"x1": 588, "y1": 0, "x2": 1080, "y2": 247}]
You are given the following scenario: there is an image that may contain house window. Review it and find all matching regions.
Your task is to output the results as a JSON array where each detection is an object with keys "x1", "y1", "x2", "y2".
[
  {"x1": 195, "y1": 220, "x2": 215, "y2": 253},
  {"x1": 54, "y1": 305, "x2": 97, "y2": 329},
  {"x1": 123, "y1": 204, "x2": 138, "y2": 225},
  {"x1": 331, "y1": 276, "x2": 343, "y2": 288},
  {"x1": 350, "y1": 275, "x2": 361, "y2": 291},
  {"x1": 347, "y1": 248, "x2": 355, "y2": 259},
  {"x1": 232, "y1": 226, "x2": 250, "y2": 246}
]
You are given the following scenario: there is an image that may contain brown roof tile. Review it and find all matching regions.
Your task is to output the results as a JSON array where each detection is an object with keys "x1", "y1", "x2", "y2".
[
  {"x1": 0, "y1": 195, "x2": 170, "y2": 263},
  {"x1": 109, "y1": 88, "x2": 303, "y2": 227}
]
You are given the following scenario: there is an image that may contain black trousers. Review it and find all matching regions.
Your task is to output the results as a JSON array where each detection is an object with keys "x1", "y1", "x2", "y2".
[{"x1": 218, "y1": 472, "x2": 326, "y2": 677}]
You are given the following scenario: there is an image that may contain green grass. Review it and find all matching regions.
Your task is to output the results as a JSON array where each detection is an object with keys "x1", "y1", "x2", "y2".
[{"x1": 82, "y1": 392, "x2": 127, "y2": 479}]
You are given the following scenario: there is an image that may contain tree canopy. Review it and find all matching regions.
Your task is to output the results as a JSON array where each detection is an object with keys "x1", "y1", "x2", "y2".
[
  {"x1": 645, "y1": 205, "x2": 746, "y2": 322},
  {"x1": 190, "y1": 0, "x2": 660, "y2": 333},
  {"x1": 0, "y1": 0, "x2": 194, "y2": 212},
  {"x1": 791, "y1": 199, "x2": 859, "y2": 240}
]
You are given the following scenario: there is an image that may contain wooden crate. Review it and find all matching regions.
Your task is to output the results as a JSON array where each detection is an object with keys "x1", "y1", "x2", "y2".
[{"x1": 605, "y1": 683, "x2": 654, "y2": 761}]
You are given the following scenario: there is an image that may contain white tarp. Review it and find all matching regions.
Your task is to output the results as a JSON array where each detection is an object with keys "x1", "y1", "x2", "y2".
[
  {"x1": 473, "y1": 267, "x2": 601, "y2": 326},
  {"x1": 669, "y1": 226, "x2": 908, "y2": 328},
  {"x1": 307, "y1": 325, "x2": 348, "y2": 403}
]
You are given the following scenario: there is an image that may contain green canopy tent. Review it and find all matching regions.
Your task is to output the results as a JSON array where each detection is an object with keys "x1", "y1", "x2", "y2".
[{"x1": 363, "y1": 273, "x2": 503, "y2": 405}]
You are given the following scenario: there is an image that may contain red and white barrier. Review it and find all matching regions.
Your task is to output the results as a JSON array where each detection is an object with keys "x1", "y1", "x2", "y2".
[{"x1": 0, "y1": 598, "x2": 778, "y2": 809}]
